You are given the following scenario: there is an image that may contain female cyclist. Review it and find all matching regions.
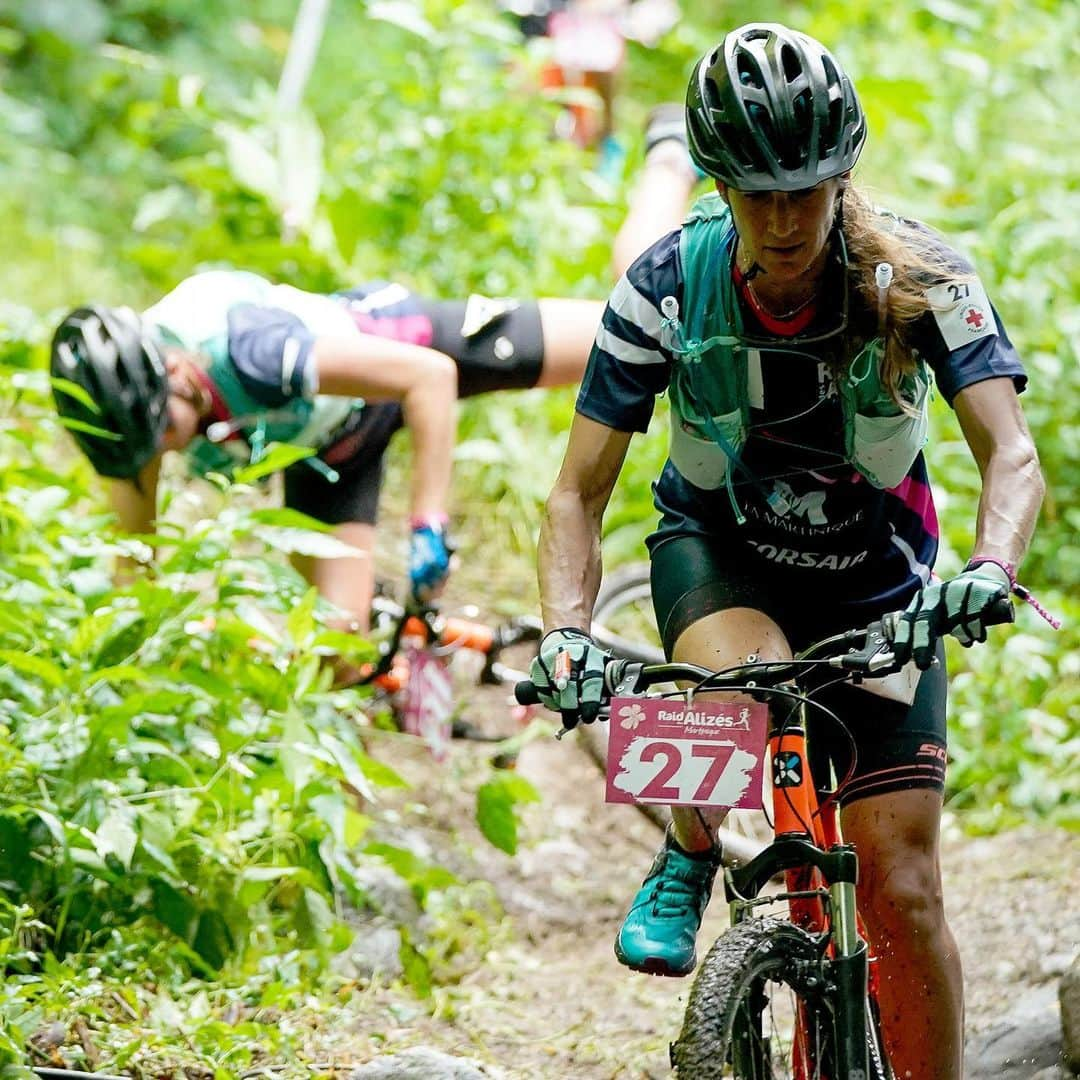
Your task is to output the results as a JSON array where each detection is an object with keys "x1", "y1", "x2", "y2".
[{"x1": 529, "y1": 23, "x2": 1045, "y2": 1080}]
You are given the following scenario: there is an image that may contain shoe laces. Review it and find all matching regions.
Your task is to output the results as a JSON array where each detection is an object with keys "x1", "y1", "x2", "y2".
[{"x1": 647, "y1": 853, "x2": 710, "y2": 918}]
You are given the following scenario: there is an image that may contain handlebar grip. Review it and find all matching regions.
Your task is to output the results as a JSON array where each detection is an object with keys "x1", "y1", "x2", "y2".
[
  {"x1": 985, "y1": 595, "x2": 1016, "y2": 627},
  {"x1": 514, "y1": 680, "x2": 541, "y2": 706},
  {"x1": 882, "y1": 595, "x2": 1016, "y2": 644}
]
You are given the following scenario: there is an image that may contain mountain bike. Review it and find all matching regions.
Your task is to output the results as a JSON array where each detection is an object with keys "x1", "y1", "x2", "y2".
[
  {"x1": 360, "y1": 589, "x2": 661, "y2": 764},
  {"x1": 516, "y1": 599, "x2": 1014, "y2": 1079},
  {"x1": 367, "y1": 591, "x2": 766, "y2": 859}
]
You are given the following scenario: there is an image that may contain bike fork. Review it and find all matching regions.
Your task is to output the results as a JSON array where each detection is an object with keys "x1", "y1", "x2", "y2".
[
  {"x1": 828, "y1": 879, "x2": 871, "y2": 1079},
  {"x1": 767, "y1": 713, "x2": 876, "y2": 1079}
]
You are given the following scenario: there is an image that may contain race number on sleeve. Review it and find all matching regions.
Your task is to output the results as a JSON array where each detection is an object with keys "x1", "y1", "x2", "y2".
[{"x1": 925, "y1": 278, "x2": 998, "y2": 352}]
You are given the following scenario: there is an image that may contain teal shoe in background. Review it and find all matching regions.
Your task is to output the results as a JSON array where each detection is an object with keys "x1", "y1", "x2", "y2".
[{"x1": 614, "y1": 829, "x2": 721, "y2": 977}]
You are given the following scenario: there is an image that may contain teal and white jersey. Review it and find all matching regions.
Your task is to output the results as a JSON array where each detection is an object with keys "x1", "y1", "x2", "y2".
[{"x1": 143, "y1": 270, "x2": 363, "y2": 477}]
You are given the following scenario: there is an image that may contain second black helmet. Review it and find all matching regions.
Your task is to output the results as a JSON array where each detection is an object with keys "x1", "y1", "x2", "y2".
[{"x1": 50, "y1": 305, "x2": 169, "y2": 480}]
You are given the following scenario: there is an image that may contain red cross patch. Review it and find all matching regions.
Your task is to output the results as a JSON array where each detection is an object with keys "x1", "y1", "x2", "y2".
[
  {"x1": 962, "y1": 306, "x2": 987, "y2": 332},
  {"x1": 928, "y1": 280, "x2": 997, "y2": 349}
]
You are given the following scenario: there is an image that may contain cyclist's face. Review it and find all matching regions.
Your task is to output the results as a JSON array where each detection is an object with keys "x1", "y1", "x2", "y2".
[
  {"x1": 161, "y1": 396, "x2": 198, "y2": 451},
  {"x1": 160, "y1": 351, "x2": 203, "y2": 451},
  {"x1": 720, "y1": 178, "x2": 844, "y2": 283}
]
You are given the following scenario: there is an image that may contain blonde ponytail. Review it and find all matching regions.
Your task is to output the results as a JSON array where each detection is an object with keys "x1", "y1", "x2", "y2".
[{"x1": 840, "y1": 186, "x2": 972, "y2": 409}]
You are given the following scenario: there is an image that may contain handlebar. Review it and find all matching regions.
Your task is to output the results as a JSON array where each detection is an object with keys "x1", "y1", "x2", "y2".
[
  {"x1": 514, "y1": 598, "x2": 1015, "y2": 708},
  {"x1": 987, "y1": 594, "x2": 1017, "y2": 626},
  {"x1": 514, "y1": 680, "x2": 542, "y2": 707}
]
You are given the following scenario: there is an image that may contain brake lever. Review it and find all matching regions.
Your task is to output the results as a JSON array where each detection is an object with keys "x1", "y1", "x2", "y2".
[
  {"x1": 607, "y1": 659, "x2": 644, "y2": 696},
  {"x1": 555, "y1": 703, "x2": 612, "y2": 741},
  {"x1": 831, "y1": 618, "x2": 901, "y2": 676},
  {"x1": 552, "y1": 660, "x2": 634, "y2": 741}
]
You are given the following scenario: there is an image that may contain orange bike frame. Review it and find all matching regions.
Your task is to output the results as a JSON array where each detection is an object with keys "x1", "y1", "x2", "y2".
[{"x1": 766, "y1": 718, "x2": 882, "y2": 1079}]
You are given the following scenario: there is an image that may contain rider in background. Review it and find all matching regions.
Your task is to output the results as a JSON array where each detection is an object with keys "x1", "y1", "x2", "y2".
[
  {"x1": 49, "y1": 134, "x2": 693, "y2": 665},
  {"x1": 503, "y1": 0, "x2": 682, "y2": 177},
  {"x1": 529, "y1": 23, "x2": 1045, "y2": 1080},
  {"x1": 50, "y1": 276, "x2": 599, "y2": 638}
]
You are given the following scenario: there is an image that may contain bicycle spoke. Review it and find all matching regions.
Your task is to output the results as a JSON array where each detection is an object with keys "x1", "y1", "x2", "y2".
[{"x1": 732, "y1": 975, "x2": 828, "y2": 1079}]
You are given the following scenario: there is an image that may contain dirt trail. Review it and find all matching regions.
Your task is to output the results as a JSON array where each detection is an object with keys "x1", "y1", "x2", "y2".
[
  {"x1": 340, "y1": 690, "x2": 1077, "y2": 1079},
  {"x1": 335, "y1": 495, "x2": 1080, "y2": 1077}
]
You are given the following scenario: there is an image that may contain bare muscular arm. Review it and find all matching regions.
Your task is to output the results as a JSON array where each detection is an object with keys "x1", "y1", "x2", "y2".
[
  {"x1": 313, "y1": 335, "x2": 458, "y2": 519},
  {"x1": 108, "y1": 455, "x2": 162, "y2": 585},
  {"x1": 538, "y1": 414, "x2": 633, "y2": 632},
  {"x1": 953, "y1": 377, "x2": 1044, "y2": 567}
]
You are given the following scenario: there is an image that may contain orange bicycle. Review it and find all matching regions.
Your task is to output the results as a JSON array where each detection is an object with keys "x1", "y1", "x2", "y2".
[
  {"x1": 517, "y1": 599, "x2": 1014, "y2": 1078},
  {"x1": 362, "y1": 591, "x2": 661, "y2": 763}
]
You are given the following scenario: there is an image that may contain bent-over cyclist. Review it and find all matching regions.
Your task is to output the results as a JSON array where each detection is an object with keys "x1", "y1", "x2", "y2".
[
  {"x1": 49, "y1": 133, "x2": 699, "y2": 673},
  {"x1": 51, "y1": 272, "x2": 602, "y2": 637}
]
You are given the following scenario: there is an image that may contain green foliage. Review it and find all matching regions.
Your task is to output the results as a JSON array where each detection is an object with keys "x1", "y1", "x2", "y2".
[
  {"x1": 946, "y1": 612, "x2": 1079, "y2": 830},
  {"x1": 0, "y1": 421, "x2": 375, "y2": 974},
  {"x1": 0, "y1": 351, "x2": 517, "y2": 1063},
  {"x1": 475, "y1": 772, "x2": 541, "y2": 855},
  {"x1": 0, "y1": 0, "x2": 1077, "y2": 1067}
]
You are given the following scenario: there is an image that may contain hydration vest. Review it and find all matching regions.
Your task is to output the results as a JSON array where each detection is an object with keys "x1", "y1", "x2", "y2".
[
  {"x1": 180, "y1": 347, "x2": 357, "y2": 481},
  {"x1": 660, "y1": 195, "x2": 930, "y2": 521}
]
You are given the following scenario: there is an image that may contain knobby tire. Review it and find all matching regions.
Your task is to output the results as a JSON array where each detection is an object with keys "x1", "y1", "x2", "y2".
[{"x1": 673, "y1": 917, "x2": 892, "y2": 1080}]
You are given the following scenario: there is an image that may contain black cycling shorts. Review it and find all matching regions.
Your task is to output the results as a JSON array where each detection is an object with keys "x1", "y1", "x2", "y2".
[
  {"x1": 427, "y1": 298, "x2": 545, "y2": 397},
  {"x1": 283, "y1": 298, "x2": 544, "y2": 526},
  {"x1": 649, "y1": 534, "x2": 948, "y2": 807}
]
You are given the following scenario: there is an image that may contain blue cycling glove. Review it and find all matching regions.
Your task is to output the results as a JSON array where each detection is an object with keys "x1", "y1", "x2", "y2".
[
  {"x1": 409, "y1": 516, "x2": 452, "y2": 603},
  {"x1": 529, "y1": 628, "x2": 612, "y2": 729},
  {"x1": 893, "y1": 562, "x2": 1011, "y2": 670}
]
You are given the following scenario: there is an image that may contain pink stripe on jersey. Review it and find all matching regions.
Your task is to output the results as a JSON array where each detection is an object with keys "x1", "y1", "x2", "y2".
[
  {"x1": 346, "y1": 311, "x2": 434, "y2": 347},
  {"x1": 889, "y1": 474, "x2": 939, "y2": 539}
]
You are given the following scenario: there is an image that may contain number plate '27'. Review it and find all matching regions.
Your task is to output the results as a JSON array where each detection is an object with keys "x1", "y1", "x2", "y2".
[{"x1": 605, "y1": 698, "x2": 767, "y2": 809}]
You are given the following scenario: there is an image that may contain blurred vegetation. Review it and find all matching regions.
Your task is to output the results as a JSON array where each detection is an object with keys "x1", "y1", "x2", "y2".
[{"x1": 0, "y1": 0, "x2": 1076, "y2": 1069}]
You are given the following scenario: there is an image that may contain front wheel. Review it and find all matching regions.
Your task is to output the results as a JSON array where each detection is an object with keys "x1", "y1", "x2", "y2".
[{"x1": 673, "y1": 917, "x2": 892, "y2": 1080}]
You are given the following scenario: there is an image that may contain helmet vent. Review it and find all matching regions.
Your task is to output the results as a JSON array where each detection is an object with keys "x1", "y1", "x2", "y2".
[
  {"x1": 736, "y1": 52, "x2": 763, "y2": 90},
  {"x1": 825, "y1": 95, "x2": 844, "y2": 153},
  {"x1": 746, "y1": 103, "x2": 778, "y2": 169},
  {"x1": 792, "y1": 88, "x2": 813, "y2": 130},
  {"x1": 780, "y1": 43, "x2": 803, "y2": 83}
]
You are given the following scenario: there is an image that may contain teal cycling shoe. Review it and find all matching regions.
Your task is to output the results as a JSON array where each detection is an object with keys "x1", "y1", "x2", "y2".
[{"x1": 614, "y1": 829, "x2": 721, "y2": 977}]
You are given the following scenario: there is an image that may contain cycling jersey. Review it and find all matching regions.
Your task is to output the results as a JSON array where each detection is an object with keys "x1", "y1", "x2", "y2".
[
  {"x1": 143, "y1": 270, "x2": 547, "y2": 525},
  {"x1": 142, "y1": 272, "x2": 440, "y2": 479},
  {"x1": 577, "y1": 220, "x2": 1027, "y2": 610}
]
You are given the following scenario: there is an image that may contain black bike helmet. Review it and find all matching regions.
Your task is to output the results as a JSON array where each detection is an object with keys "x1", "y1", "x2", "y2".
[
  {"x1": 50, "y1": 305, "x2": 169, "y2": 479},
  {"x1": 686, "y1": 23, "x2": 867, "y2": 191}
]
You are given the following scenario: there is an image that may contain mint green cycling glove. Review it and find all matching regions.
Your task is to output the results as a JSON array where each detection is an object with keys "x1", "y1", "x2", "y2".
[
  {"x1": 529, "y1": 628, "x2": 611, "y2": 728},
  {"x1": 893, "y1": 562, "x2": 1011, "y2": 670}
]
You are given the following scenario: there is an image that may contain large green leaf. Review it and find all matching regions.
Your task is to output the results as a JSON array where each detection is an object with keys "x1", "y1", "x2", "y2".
[
  {"x1": 0, "y1": 650, "x2": 64, "y2": 690},
  {"x1": 232, "y1": 443, "x2": 315, "y2": 483},
  {"x1": 475, "y1": 772, "x2": 540, "y2": 855}
]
